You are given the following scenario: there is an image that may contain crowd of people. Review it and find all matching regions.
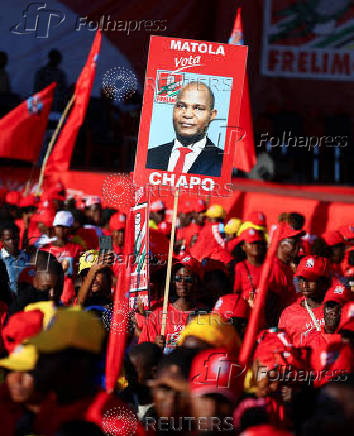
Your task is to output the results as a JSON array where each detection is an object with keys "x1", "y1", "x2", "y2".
[{"x1": 0, "y1": 182, "x2": 353, "y2": 435}]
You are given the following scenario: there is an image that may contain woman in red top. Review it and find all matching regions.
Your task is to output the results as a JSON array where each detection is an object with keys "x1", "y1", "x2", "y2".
[
  {"x1": 279, "y1": 256, "x2": 331, "y2": 346},
  {"x1": 233, "y1": 228, "x2": 266, "y2": 319},
  {"x1": 139, "y1": 257, "x2": 202, "y2": 352}
]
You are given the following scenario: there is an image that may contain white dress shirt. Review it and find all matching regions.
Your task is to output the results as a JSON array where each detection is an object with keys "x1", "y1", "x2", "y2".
[{"x1": 167, "y1": 136, "x2": 207, "y2": 173}]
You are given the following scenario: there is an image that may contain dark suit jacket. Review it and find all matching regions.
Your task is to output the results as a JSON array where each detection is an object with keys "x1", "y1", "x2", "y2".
[{"x1": 145, "y1": 137, "x2": 223, "y2": 177}]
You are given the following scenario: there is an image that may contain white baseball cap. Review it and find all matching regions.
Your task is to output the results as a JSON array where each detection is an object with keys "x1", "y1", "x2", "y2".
[{"x1": 53, "y1": 211, "x2": 74, "y2": 227}]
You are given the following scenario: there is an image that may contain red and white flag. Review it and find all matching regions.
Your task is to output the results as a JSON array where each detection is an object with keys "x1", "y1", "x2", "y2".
[
  {"x1": 229, "y1": 9, "x2": 257, "y2": 173},
  {"x1": 0, "y1": 82, "x2": 56, "y2": 162},
  {"x1": 45, "y1": 30, "x2": 101, "y2": 174}
]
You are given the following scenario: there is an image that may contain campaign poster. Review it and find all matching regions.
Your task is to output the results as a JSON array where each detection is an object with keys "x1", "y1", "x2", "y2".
[
  {"x1": 129, "y1": 202, "x2": 149, "y2": 309},
  {"x1": 261, "y1": 0, "x2": 354, "y2": 80},
  {"x1": 133, "y1": 36, "x2": 248, "y2": 196}
]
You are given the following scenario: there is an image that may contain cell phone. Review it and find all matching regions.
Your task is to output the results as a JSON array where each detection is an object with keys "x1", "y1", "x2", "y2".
[{"x1": 99, "y1": 235, "x2": 113, "y2": 251}]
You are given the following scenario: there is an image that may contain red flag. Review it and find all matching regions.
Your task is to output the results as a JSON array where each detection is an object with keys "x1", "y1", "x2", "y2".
[
  {"x1": 239, "y1": 225, "x2": 280, "y2": 366},
  {"x1": 45, "y1": 31, "x2": 101, "y2": 174},
  {"x1": 0, "y1": 83, "x2": 55, "y2": 162},
  {"x1": 229, "y1": 9, "x2": 256, "y2": 173},
  {"x1": 105, "y1": 208, "x2": 134, "y2": 393}
]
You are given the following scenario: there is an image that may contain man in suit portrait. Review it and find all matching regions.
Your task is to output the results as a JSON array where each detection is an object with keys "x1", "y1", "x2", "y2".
[{"x1": 146, "y1": 81, "x2": 223, "y2": 177}]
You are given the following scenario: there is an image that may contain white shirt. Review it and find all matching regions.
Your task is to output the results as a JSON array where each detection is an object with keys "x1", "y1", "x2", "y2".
[{"x1": 167, "y1": 137, "x2": 207, "y2": 173}]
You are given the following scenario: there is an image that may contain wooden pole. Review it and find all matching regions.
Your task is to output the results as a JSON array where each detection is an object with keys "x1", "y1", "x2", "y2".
[
  {"x1": 36, "y1": 94, "x2": 75, "y2": 194},
  {"x1": 161, "y1": 189, "x2": 179, "y2": 336}
]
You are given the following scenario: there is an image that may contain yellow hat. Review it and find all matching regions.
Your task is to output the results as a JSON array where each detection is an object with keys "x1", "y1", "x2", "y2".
[
  {"x1": 24, "y1": 301, "x2": 56, "y2": 329},
  {"x1": 177, "y1": 313, "x2": 241, "y2": 355},
  {"x1": 79, "y1": 249, "x2": 99, "y2": 274},
  {"x1": 27, "y1": 307, "x2": 105, "y2": 354},
  {"x1": 0, "y1": 344, "x2": 37, "y2": 371},
  {"x1": 225, "y1": 218, "x2": 241, "y2": 235},
  {"x1": 238, "y1": 221, "x2": 269, "y2": 242},
  {"x1": 204, "y1": 205, "x2": 226, "y2": 219}
]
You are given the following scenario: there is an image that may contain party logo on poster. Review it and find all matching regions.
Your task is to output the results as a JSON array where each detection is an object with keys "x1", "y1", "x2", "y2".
[{"x1": 155, "y1": 71, "x2": 184, "y2": 104}]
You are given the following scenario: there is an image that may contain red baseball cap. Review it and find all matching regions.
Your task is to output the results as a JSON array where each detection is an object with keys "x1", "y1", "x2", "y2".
[
  {"x1": 238, "y1": 228, "x2": 265, "y2": 244},
  {"x1": 312, "y1": 340, "x2": 354, "y2": 387},
  {"x1": 338, "y1": 302, "x2": 354, "y2": 330},
  {"x1": 189, "y1": 348, "x2": 244, "y2": 402},
  {"x1": 5, "y1": 191, "x2": 21, "y2": 205},
  {"x1": 324, "y1": 282, "x2": 351, "y2": 305},
  {"x1": 109, "y1": 213, "x2": 126, "y2": 231},
  {"x1": 213, "y1": 293, "x2": 243, "y2": 319},
  {"x1": 2, "y1": 310, "x2": 44, "y2": 353},
  {"x1": 322, "y1": 230, "x2": 345, "y2": 247},
  {"x1": 344, "y1": 266, "x2": 354, "y2": 278},
  {"x1": 295, "y1": 256, "x2": 330, "y2": 280},
  {"x1": 339, "y1": 224, "x2": 354, "y2": 242},
  {"x1": 254, "y1": 329, "x2": 304, "y2": 371},
  {"x1": 195, "y1": 199, "x2": 207, "y2": 213},
  {"x1": 180, "y1": 199, "x2": 194, "y2": 214},
  {"x1": 278, "y1": 222, "x2": 305, "y2": 241},
  {"x1": 173, "y1": 255, "x2": 201, "y2": 277},
  {"x1": 247, "y1": 211, "x2": 267, "y2": 227}
]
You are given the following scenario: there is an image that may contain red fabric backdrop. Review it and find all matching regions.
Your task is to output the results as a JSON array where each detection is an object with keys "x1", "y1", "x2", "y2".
[{"x1": 1, "y1": 168, "x2": 353, "y2": 234}]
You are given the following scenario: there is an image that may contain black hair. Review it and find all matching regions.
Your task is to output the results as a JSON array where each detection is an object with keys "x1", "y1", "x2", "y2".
[
  {"x1": 310, "y1": 237, "x2": 331, "y2": 258},
  {"x1": 288, "y1": 212, "x2": 305, "y2": 230},
  {"x1": 155, "y1": 347, "x2": 199, "y2": 379},
  {"x1": 129, "y1": 342, "x2": 162, "y2": 368},
  {"x1": 71, "y1": 209, "x2": 85, "y2": 226},
  {"x1": 31, "y1": 250, "x2": 63, "y2": 276},
  {"x1": 0, "y1": 223, "x2": 19, "y2": 238}
]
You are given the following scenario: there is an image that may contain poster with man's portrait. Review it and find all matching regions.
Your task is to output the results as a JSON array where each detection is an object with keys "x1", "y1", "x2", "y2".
[{"x1": 133, "y1": 36, "x2": 248, "y2": 195}]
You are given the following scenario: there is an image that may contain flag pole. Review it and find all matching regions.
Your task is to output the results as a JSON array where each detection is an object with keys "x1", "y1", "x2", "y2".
[
  {"x1": 36, "y1": 94, "x2": 75, "y2": 194},
  {"x1": 161, "y1": 188, "x2": 179, "y2": 337}
]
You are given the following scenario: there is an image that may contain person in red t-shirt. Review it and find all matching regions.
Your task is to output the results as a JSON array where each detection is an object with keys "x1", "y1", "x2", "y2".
[
  {"x1": 42, "y1": 211, "x2": 82, "y2": 305},
  {"x1": 265, "y1": 224, "x2": 305, "y2": 327},
  {"x1": 233, "y1": 228, "x2": 267, "y2": 319},
  {"x1": 190, "y1": 205, "x2": 232, "y2": 264},
  {"x1": 279, "y1": 256, "x2": 331, "y2": 346},
  {"x1": 139, "y1": 257, "x2": 202, "y2": 352},
  {"x1": 108, "y1": 212, "x2": 126, "y2": 255}
]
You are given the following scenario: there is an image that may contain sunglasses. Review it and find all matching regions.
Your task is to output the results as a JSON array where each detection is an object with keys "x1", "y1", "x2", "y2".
[{"x1": 173, "y1": 276, "x2": 193, "y2": 283}]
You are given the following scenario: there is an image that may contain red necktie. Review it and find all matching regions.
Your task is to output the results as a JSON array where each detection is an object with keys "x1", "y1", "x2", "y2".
[{"x1": 173, "y1": 147, "x2": 192, "y2": 174}]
